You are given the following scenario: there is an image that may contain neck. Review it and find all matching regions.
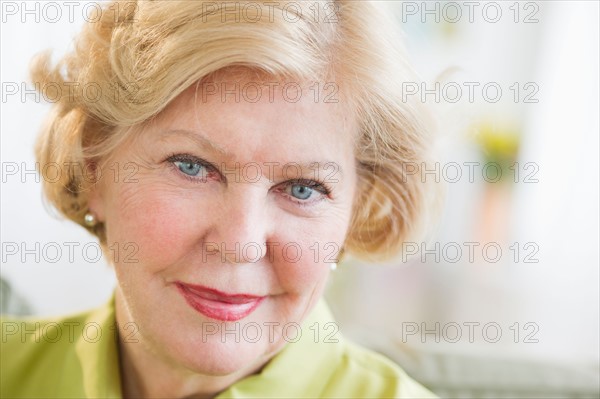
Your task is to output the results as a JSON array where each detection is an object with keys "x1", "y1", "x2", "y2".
[{"x1": 114, "y1": 289, "x2": 270, "y2": 399}]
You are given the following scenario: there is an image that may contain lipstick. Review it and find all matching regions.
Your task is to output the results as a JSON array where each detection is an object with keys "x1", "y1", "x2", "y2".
[{"x1": 175, "y1": 282, "x2": 265, "y2": 321}]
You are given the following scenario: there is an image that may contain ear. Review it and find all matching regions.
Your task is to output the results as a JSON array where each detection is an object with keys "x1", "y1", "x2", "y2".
[{"x1": 85, "y1": 160, "x2": 106, "y2": 223}]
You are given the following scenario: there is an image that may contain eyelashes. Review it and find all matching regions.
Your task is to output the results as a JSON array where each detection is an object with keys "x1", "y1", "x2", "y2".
[
  {"x1": 166, "y1": 153, "x2": 216, "y2": 182},
  {"x1": 164, "y1": 153, "x2": 333, "y2": 204},
  {"x1": 283, "y1": 178, "x2": 331, "y2": 196}
]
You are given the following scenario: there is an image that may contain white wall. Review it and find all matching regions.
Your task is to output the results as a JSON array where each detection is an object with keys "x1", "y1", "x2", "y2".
[{"x1": 1, "y1": 0, "x2": 116, "y2": 315}]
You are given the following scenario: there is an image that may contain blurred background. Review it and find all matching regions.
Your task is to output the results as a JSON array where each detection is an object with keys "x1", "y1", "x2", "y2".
[{"x1": 1, "y1": 1, "x2": 599, "y2": 398}]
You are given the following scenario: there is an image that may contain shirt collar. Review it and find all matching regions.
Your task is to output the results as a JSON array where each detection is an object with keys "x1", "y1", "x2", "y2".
[{"x1": 217, "y1": 299, "x2": 345, "y2": 398}]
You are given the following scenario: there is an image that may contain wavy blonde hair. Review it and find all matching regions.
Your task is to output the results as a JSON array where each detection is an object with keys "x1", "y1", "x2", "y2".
[{"x1": 32, "y1": 0, "x2": 436, "y2": 262}]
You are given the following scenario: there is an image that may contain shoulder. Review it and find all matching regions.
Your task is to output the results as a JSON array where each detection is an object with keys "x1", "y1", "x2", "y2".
[
  {"x1": 1, "y1": 309, "x2": 88, "y2": 362},
  {"x1": 321, "y1": 339, "x2": 438, "y2": 398},
  {"x1": 1, "y1": 307, "x2": 113, "y2": 398},
  {"x1": 283, "y1": 299, "x2": 438, "y2": 398}
]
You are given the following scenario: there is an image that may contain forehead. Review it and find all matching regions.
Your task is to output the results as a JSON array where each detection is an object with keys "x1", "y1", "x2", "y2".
[{"x1": 144, "y1": 73, "x2": 357, "y2": 166}]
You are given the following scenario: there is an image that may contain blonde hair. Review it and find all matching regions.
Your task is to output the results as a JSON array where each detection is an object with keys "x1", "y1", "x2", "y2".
[{"x1": 32, "y1": 0, "x2": 436, "y2": 262}]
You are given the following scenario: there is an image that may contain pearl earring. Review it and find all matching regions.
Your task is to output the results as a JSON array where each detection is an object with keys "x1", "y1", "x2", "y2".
[
  {"x1": 84, "y1": 212, "x2": 97, "y2": 227},
  {"x1": 330, "y1": 262, "x2": 337, "y2": 271}
]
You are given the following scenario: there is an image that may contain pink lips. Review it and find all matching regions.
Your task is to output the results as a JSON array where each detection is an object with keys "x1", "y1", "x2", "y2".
[{"x1": 175, "y1": 282, "x2": 265, "y2": 321}]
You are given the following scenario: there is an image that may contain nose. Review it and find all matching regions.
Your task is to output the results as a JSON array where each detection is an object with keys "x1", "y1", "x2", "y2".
[{"x1": 205, "y1": 186, "x2": 271, "y2": 264}]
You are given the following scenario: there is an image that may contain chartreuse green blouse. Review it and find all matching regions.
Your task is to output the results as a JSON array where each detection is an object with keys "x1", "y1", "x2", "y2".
[{"x1": 1, "y1": 294, "x2": 437, "y2": 398}]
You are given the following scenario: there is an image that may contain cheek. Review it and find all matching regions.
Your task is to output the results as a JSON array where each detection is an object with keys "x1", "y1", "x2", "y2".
[
  {"x1": 270, "y1": 216, "x2": 347, "y2": 294},
  {"x1": 105, "y1": 182, "x2": 203, "y2": 270}
]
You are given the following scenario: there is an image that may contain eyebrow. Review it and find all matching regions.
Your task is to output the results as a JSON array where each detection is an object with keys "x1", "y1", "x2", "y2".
[
  {"x1": 158, "y1": 128, "x2": 344, "y2": 181},
  {"x1": 159, "y1": 129, "x2": 231, "y2": 157}
]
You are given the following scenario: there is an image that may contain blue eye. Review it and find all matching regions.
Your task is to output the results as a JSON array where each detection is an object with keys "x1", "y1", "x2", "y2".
[
  {"x1": 289, "y1": 184, "x2": 314, "y2": 200},
  {"x1": 174, "y1": 160, "x2": 207, "y2": 178},
  {"x1": 283, "y1": 179, "x2": 331, "y2": 203}
]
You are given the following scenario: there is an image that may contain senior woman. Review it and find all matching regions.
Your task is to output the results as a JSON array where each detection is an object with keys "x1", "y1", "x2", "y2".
[{"x1": 1, "y1": 0, "x2": 437, "y2": 398}]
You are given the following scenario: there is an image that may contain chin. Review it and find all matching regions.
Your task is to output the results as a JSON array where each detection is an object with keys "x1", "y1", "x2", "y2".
[{"x1": 174, "y1": 337, "x2": 270, "y2": 376}]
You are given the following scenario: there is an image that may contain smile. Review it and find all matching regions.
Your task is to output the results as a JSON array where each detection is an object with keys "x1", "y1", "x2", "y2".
[{"x1": 175, "y1": 282, "x2": 266, "y2": 321}]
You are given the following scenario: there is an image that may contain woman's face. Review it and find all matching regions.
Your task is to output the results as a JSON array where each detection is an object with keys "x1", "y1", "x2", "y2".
[{"x1": 90, "y1": 75, "x2": 357, "y2": 376}]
